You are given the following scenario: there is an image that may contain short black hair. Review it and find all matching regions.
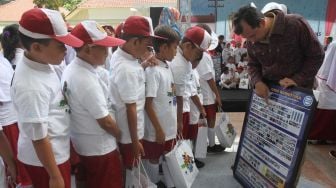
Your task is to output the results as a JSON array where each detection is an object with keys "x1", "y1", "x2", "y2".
[
  {"x1": 196, "y1": 23, "x2": 212, "y2": 35},
  {"x1": 240, "y1": 53, "x2": 248, "y2": 62},
  {"x1": 232, "y1": 5, "x2": 264, "y2": 35},
  {"x1": 1, "y1": 24, "x2": 20, "y2": 62},
  {"x1": 120, "y1": 33, "x2": 148, "y2": 42},
  {"x1": 152, "y1": 25, "x2": 180, "y2": 53},
  {"x1": 19, "y1": 32, "x2": 51, "y2": 51},
  {"x1": 218, "y1": 35, "x2": 225, "y2": 40}
]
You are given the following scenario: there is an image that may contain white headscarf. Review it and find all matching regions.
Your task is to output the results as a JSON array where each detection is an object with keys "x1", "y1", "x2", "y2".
[{"x1": 316, "y1": 41, "x2": 336, "y2": 91}]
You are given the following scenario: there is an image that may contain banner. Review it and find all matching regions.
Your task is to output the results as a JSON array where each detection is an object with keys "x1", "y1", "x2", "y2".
[{"x1": 233, "y1": 84, "x2": 317, "y2": 188}]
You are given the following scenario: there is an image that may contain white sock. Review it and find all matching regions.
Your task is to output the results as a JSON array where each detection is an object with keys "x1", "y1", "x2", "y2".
[
  {"x1": 142, "y1": 159, "x2": 159, "y2": 183},
  {"x1": 208, "y1": 128, "x2": 215, "y2": 147},
  {"x1": 162, "y1": 160, "x2": 175, "y2": 187}
]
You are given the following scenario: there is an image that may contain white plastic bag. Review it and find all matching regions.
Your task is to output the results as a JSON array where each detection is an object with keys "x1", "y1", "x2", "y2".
[
  {"x1": 215, "y1": 112, "x2": 237, "y2": 148},
  {"x1": 165, "y1": 140, "x2": 199, "y2": 188},
  {"x1": 194, "y1": 118, "x2": 208, "y2": 158}
]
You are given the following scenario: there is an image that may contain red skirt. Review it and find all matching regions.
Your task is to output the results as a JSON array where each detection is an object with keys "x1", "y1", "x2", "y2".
[{"x1": 308, "y1": 109, "x2": 336, "y2": 140}]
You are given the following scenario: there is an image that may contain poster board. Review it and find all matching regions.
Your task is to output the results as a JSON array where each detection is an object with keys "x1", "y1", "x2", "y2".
[{"x1": 233, "y1": 84, "x2": 317, "y2": 188}]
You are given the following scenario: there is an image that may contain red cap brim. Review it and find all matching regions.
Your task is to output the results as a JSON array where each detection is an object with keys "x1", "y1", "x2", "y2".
[
  {"x1": 93, "y1": 36, "x2": 125, "y2": 47},
  {"x1": 54, "y1": 34, "x2": 84, "y2": 47}
]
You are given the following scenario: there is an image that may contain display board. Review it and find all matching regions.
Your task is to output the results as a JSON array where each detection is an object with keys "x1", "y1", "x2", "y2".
[{"x1": 233, "y1": 84, "x2": 317, "y2": 188}]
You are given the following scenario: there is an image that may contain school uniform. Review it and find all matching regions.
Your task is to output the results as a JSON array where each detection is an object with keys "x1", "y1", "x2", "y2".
[
  {"x1": 11, "y1": 55, "x2": 71, "y2": 188},
  {"x1": 188, "y1": 70, "x2": 203, "y2": 140},
  {"x1": 196, "y1": 52, "x2": 217, "y2": 119},
  {"x1": 143, "y1": 60, "x2": 177, "y2": 159},
  {"x1": 109, "y1": 48, "x2": 146, "y2": 167},
  {"x1": 62, "y1": 57, "x2": 122, "y2": 188},
  {"x1": 169, "y1": 47, "x2": 193, "y2": 139}
]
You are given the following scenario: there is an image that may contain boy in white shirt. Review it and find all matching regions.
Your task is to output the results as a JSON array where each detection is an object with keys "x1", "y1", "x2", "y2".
[
  {"x1": 62, "y1": 20, "x2": 125, "y2": 188},
  {"x1": 109, "y1": 16, "x2": 163, "y2": 169},
  {"x1": 169, "y1": 26, "x2": 211, "y2": 143},
  {"x1": 195, "y1": 24, "x2": 224, "y2": 153},
  {"x1": 11, "y1": 8, "x2": 83, "y2": 188},
  {"x1": 142, "y1": 25, "x2": 180, "y2": 185},
  {"x1": 220, "y1": 67, "x2": 238, "y2": 89}
]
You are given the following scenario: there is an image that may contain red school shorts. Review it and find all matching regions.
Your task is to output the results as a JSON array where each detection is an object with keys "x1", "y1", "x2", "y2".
[
  {"x1": 24, "y1": 160, "x2": 70, "y2": 188},
  {"x1": 142, "y1": 139, "x2": 176, "y2": 160},
  {"x1": 203, "y1": 104, "x2": 217, "y2": 119},
  {"x1": 118, "y1": 140, "x2": 143, "y2": 168},
  {"x1": 2, "y1": 123, "x2": 32, "y2": 186},
  {"x1": 182, "y1": 112, "x2": 190, "y2": 139},
  {"x1": 184, "y1": 124, "x2": 199, "y2": 140},
  {"x1": 75, "y1": 149, "x2": 122, "y2": 188}
]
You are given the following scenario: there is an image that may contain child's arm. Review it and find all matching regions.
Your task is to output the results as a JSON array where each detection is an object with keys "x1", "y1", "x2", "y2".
[
  {"x1": 0, "y1": 131, "x2": 16, "y2": 182},
  {"x1": 207, "y1": 78, "x2": 222, "y2": 107},
  {"x1": 190, "y1": 95, "x2": 206, "y2": 118},
  {"x1": 96, "y1": 115, "x2": 121, "y2": 141},
  {"x1": 176, "y1": 96, "x2": 183, "y2": 135},
  {"x1": 126, "y1": 103, "x2": 144, "y2": 157},
  {"x1": 32, "y1": 136, "x2": 64, "y2": 188},
  {"x1": 145, "y1": 98, "x2": 165, "y2": 144}
]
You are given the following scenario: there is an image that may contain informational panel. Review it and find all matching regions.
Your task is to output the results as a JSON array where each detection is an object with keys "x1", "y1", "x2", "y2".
[{"x1": 233, "y1": 84, "x2": 317, "y2": 188}]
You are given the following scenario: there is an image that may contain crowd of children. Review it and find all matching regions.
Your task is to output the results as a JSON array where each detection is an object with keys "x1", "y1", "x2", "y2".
[{"x1": 0, "y1": 7, "x2": 225, "y2": 188}]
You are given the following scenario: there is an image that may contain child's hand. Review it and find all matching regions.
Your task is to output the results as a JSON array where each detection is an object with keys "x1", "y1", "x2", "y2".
[
  {"x1": 132, "y1": 141, "x2": 145, "y2": 157},
  {"x1": 113, "y1": 127, "x2": 121, "y2": 141},
  {"x1": 7, "y1": 163, "x2": 17, "y2": 186},
  {"x1": 155, "y1": 129, "x2": 165, "y2": 144},
  {"x1": 49, "y1": 176, "x2": 64, "y2": 188}
]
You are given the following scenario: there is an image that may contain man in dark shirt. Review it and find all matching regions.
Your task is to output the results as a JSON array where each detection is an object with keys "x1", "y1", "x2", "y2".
[{"x1": 232, "y1": 5, "x2": 324, "y2": 101}]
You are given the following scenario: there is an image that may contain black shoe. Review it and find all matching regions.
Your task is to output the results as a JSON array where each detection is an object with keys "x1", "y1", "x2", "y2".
[
  {"x1": 156, "y1": 181, "x2": 167, "y2": 188},
  {"x1": 195, "y1": 159, "x2": 205, "y2": 168},
  {"x1": 329, "y1": 150, "x2": 336, "y2": 160},
  {"x1": 207, "y1": 144, "x2": 225, "y2": 153}
]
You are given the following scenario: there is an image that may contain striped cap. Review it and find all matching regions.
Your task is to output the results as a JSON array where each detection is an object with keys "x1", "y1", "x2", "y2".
[{"x1": 19, "y1": 8, "x2": 83, "y2": 47}]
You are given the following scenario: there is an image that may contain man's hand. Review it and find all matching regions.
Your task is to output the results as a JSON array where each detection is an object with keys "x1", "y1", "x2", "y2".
[
  {"x1": 279, "y1": 78, "x2": 297, "y2": 89},
  {"x1": 255, "y1": 81, "x2": 270, "y2": 103},
  {"x1": 132, "y1": 141, "x2": 145, "y2": 157},
  {"x1": 49, "y1": 175, "x2": 64, "y2": 188}
]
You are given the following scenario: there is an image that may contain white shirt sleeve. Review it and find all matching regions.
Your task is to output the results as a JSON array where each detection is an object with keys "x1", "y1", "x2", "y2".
[
  {"x1": 171, "y1": 65, "x2": 187, "y2": 97},
  {"x1": 14, "y1": 90, "x2": 50, "y2": 140},
  {"x1": 145, "y1": 68, "x2": 160, "y2": 98},
  {"x1": 80, "y1": 84, "x2": 109, "y2": 119},
  {"x1": 15, "y1": 90, "x2": 49, "y2": 123},
  {"x1": 196, "y1": 53, "x2": 214, "y2": 79},
  {"x1": 20, "y1": 122, "x2": 48, "y2": 141},
  {"x1": 115, "y1": 70, "x2": 139, "y2": 103}
]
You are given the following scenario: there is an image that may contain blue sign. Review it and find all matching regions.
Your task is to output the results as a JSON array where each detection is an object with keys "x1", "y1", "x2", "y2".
[{"x1": 233, "y1": 84, "x2": 317, "y2": 188}]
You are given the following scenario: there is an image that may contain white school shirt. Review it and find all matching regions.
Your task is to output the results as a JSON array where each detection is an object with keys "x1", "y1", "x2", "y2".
[
  {"x1": 316, "y1": 78, "x2": 336, "y2": 110},
  {"x1": 233, "y1": 48, "x2": 247, "y2": 64},
  {"x1": 0, "y1": 54, "x2": 17, "y2": 126},
  {"x1": 109, "y1": 48, "x2": 145, "y2": 144},
  {"x1": 62, "y1": 58, "x2": 117, "y2": 156},
  {"x1": 144, "y1": 61, "x2": 177, "y2": 142},
  {"x1": 196, "y1": 52, "x2": 216, "y2": 106},
  {"x1": 11, "y1": 55, "x2": 70, "y2": 166},
  {"x1": 190, "y1": 70, "x2": 203, "y2": 124},
  {"x1": 169, "y1": 47, "x2": 193, "y2": 112},
  {"x1": 11, "y1": 48, "x2": 24, "y2": 66}
]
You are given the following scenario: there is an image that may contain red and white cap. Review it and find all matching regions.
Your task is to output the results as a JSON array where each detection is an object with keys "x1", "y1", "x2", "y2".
[
  {"x1": 71, "y1": 20, "x2": 125, "y2": 47},
  {"x1": 184, "y1": 26, "x2": 212, "y2": 51},
  {"x1": 19, "y1": 8, "x2": 83, "y2": 47},
  {"x1": 122, "y1": 16, "x2": 167, "y2": 39}
]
